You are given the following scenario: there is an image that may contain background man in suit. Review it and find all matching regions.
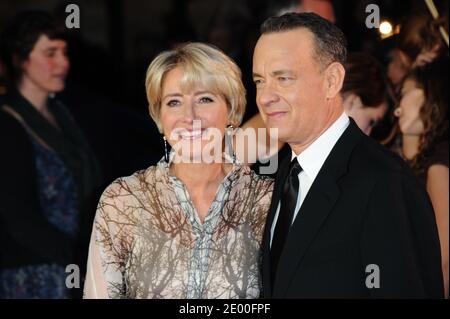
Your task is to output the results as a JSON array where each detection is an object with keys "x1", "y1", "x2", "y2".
[{"x1": 252, "y1": 12, "x2": 444, "y2": 298}]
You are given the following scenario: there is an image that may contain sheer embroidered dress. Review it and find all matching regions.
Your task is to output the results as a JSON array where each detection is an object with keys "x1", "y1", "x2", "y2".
[{"x1": 84, "y1": 158, "x2": 273, "y2": 299}]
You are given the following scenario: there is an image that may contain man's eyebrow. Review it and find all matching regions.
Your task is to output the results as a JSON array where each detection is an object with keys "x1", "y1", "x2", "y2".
[
  {"x1": 252, "y1": 70, "x2": 296, "y2": 78},
  {"x1": 253, "y1": 69, "x2": 297, "y2": 79},
  {"x1": 271, "y1": 70, "x2": 295, "y2": 76},
  {"x1": 252, "y1": 72, "x2": 263, "y2": 78}
]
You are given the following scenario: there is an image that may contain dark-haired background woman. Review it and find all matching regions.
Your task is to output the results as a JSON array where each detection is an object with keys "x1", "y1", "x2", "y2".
[
  {"x1": 394, "y1": 57, "x2": 449, "y2": 298},
  {"x1": 0, "y1": 11, "x2": 102, "y2": 298}
]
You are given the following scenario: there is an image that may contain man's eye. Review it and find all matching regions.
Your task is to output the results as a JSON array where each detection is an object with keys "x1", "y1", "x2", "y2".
[{"x1": 278, "y1": 76, "x2": 291, "y2": 82}]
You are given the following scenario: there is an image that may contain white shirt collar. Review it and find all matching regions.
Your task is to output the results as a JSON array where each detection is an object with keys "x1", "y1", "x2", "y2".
[{"x1": 291, "y1": 112, "x2": 350, "y2": 181}]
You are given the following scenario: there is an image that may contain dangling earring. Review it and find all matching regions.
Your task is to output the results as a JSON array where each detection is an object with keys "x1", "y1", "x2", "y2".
[
  {"x1": 225, "y1": 125, "x2": 236, "y2": 164},
  {"x1": 163, "y1": 136, "x2": 169, "y2": 163}
]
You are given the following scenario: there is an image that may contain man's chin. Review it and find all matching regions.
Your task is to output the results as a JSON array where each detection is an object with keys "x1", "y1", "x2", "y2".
[{"x1": 266, "y1": 123, "x2": 287, "y2": 137}]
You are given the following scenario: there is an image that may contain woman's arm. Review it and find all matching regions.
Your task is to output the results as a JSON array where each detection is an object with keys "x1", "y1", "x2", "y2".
[
  {"x1": 83, "y1": 179, "x2": 133, "y2": 299},
  {"x1": 83, "y1": 228, "x2": 110, "y2": 298},
  {"x1": 427, "y1": 164, "x2": 449, "y2": 298}
]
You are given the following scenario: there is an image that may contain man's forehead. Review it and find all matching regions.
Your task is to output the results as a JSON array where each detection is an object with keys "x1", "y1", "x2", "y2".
[
  {"x1": 255, "y1": 29, "x2": 315, "y2": 58},
  {"x1": 258, "y1": 28, "x2": 314, "y2": 46},
  {"x1": 253, "y1": 31, "x2": 314, "y2": 68}
]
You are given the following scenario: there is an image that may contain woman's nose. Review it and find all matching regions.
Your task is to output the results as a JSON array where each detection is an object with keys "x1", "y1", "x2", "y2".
[
  {"x1": 182, "y1": 103, "x2": 196, "y2": 123},
  {"x1": 57, "y1": 52, "x2": 70, "y2": 70}
]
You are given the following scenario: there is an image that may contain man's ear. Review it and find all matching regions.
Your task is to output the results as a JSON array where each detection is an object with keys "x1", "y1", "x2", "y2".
[{"x1": 324, "y1": 62, "x2": 345, "y2": 99}]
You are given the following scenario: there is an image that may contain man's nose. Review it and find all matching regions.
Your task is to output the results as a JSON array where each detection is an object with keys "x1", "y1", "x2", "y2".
[{"x1": 257, "y1": 82, "x2": 279, "y2": 107}]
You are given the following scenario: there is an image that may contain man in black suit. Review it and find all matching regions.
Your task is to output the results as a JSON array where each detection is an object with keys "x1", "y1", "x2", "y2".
[{"x1": 252, "y1": 12, "x2": 444, "y2": 298}]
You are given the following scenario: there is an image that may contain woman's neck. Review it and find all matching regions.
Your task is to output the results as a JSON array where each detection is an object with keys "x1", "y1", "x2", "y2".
[
  {"x1": 18, "y1": 81, "x2": 49, "y2": 113},
  {"x1": 402, "y1": 135, "x2": 421, "y2": 160},
  {"x1": 17, "y1": 81, "x2": 60, "y2": 128},
  {"x1": 171, "y1": 161, "x2": 230, "y2": 192}
]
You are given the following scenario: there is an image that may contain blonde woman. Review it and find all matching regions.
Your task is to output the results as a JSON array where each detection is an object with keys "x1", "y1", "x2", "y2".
[{"x1": 83, "y1": 43, "x2": 274, "y2": 299}]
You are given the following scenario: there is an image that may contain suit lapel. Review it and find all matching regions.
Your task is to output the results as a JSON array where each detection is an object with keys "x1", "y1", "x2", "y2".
[
  {"x1": 272, "y1": 119, "x2": 364, "y2": 297},
  {"x1": 273, "y1": 172, "x2": 340, "y2": 297}
]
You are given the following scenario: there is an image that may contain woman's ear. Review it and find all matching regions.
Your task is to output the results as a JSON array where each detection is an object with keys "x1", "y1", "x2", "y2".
[
  {"x1": 343, "y1": 93, "x2": 364, "y2": 117},
  {"x1": 324, "y1": 62, "x2": 346, "y2": 99},
  {"x1": 343, "y1": 93, "x2": 357, "y2": 112}
]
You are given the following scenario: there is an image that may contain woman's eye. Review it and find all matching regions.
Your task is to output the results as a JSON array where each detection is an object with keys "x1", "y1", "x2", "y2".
[
  {"x1": 198, "y1": 96, "x2": 214, "y2": 103},
  {"x1": 167, "y1": 100, "x2": 180, "y2": 107}
]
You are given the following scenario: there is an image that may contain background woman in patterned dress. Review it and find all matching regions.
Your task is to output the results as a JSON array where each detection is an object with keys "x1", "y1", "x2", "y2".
[{"x1": 0, "y1": 11, "x2": 102, "y2": 298}]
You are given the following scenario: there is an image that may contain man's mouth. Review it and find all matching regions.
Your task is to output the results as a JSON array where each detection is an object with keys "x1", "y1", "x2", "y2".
[{"x1": 266, "y1": 111, "x2": 287, "y2": 118}]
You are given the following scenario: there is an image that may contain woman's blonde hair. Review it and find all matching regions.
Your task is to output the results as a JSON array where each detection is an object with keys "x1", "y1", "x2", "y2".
[{"x1": 145, "y1": 42, "x2": 246, "y2": 132}]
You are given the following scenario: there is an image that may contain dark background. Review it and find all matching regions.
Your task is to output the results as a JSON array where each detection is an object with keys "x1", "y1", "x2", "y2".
[{"x1": 0, "y1": 0, "x2": 447, "y2": 184}]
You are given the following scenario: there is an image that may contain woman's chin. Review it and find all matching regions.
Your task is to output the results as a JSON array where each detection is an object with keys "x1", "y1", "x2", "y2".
[{"x1": 173, "y1": 149, "x2": 224, "y2": 164}]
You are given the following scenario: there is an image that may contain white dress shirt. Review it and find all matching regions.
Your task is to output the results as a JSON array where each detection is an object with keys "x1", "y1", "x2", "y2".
[{"x1": 270, "y1": 112, "x2": 350, "y2": 246}]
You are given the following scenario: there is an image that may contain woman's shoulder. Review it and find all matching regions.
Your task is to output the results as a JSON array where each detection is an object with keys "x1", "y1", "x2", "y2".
[
  {"x1": 0, "y1": 110, "x2": 34, "y2": 165},
  {"x1": 234, "y1": 164, "x2": 274, "y2": 185},
  {"x1": 427, "y1": 140, "x2": 449, "y2": 169},
  {"x1": 232, "y1": 165, "x2": 274, "y2": 203},
  {"x1": 100, "y1": 164, "x2": 164, "y2": 199},
  {"x1": 0, "y1": 109, "x2": 28, "y2": 142}
]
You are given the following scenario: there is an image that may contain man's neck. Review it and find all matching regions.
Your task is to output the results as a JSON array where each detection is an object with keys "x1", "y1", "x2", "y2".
[{"x1": 290, "y1": 106, "x2": 344, "y2": 155}]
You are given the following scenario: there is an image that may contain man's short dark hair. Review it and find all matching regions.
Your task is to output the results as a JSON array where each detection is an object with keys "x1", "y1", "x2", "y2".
[{"x1": 260, "y1": 12, "x2": 347, "y2": 69}]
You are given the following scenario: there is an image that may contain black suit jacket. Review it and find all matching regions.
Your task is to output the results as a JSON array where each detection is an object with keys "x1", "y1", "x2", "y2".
[{"x1": 262, "y1": 119, "x2": 444, "y2": 298}]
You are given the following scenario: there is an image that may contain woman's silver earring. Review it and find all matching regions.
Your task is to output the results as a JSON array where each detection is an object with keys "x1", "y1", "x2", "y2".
[
  {"x1": 225, "y1": 125, "x2": 236, "y2": 164},
  {"x1": 163, "y1": 136, "x2": 169, "y2": 163}
]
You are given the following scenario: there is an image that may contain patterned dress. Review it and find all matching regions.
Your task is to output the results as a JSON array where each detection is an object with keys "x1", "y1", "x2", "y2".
[
  {"x1": 84, "y1": 159, "x2": 273, "y2": 299},
  {"x1": 0, "y1": 134, "x2": 79, "y2": 299}
]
